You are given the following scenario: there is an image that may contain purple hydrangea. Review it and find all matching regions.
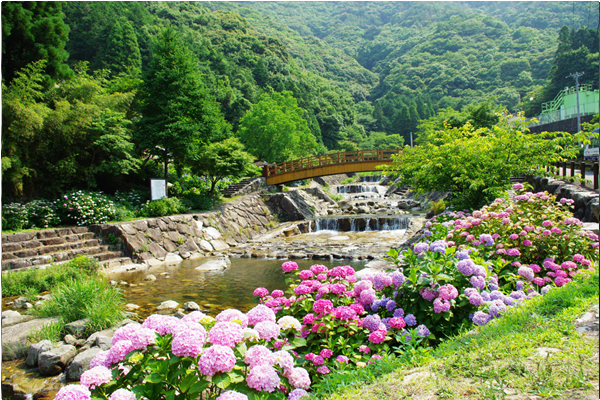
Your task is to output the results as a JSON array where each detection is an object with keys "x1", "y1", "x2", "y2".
[
  {"x1": 472, "y1": 311, "x2": 490, "y2": 326},
  {"x1": 359, "y1": 289, "x2": 377, "y2": 306},
  {"x1": 470, "y1": 276, "x2": 486, "y2": 290},
  {"x1": 362, "y1": 314, "x2": 382, "y2": 332},
  {"x1": 430, "y1": 240, "x2": 447, "y2": 254},
  {"x1": 481, "y1": 291, "x2": 491, "y2": 302},
  {"x1": 489, "y1": 290, "x2": 505, "y2": 301},
  {"x1": 469, "y1": 292, "x2": 483, "y2": 306},
  {"x1": 414, "y1": 242, "x2": 429, "y2": 254},
  {"x1": 455, "y1": 250, "x2": 471, "y2": 260},
  {"x1": 416, "y1": 324, "x2": 430, "y2": 337},
  {"x1": 438, "y1": 284, "x2": 458, "y2": 300},
  {"x1": 473, "y1": 264, "x2": 487, "y2": 277},
  {"x1": 457, "y1": 259, "x2": 475, "y2": 276},
  {"x1": 404, "y1": 314, "x2": 417, "y2": 326},
  {"x1": 489, "y1": 299, "x2": 507, "y2": 318},
  {"x1": 517, "y1": 266, "x2": 534, "y2": 281},
  {"x1": 386, "y1": 299, "x2": 397, "y2": 312},
  {"x1": 389, "y1": 271, "x2": 406, "y2": 288},
  {"x1": 479, "y1": 234, "x2": 494, "y2": 246},
  {"x1": 288, "y1": 388, "x2": 310, "y2": 400},
  {"x1": 393, "y1": 308, "x2": 405, "y2": 318},
  {"x1": 373, "y1": 272, "x2": 393, "y2": 290}
]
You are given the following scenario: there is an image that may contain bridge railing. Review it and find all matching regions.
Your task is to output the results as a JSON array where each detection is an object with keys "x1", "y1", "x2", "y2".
[{"x1": 263, "y1": 149, "x2": 401, "y2": 178}]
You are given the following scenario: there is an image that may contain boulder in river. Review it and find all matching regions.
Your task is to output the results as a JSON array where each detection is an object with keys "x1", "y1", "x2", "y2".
[
  {"x1": 2, "y1": 317, "x2": 61, "y2": 361},
  {"x1": 38, "y1": 344, "x2": 77, "y2": 376}
]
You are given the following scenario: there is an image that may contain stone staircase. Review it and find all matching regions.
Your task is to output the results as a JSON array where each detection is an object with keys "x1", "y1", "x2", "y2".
[
  {"x1": 1, "y1": 227, "x2": 132, "y2": 272},
  {"x1": 222, "y1": 178, "x2": 266, "y2": 198}
]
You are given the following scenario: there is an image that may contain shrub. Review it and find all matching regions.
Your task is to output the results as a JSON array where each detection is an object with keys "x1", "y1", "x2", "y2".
[
  {"x1": 139, "y1": 197, "x2": 188, "y2": 218},
  {"x1": 429, "y1": 199, "x2": 446, "y2": 215},
  {"x1": 181, "y1": 193, "x2": 216, "y2": 211},
  {"x1": 56, "y1": 190, "x2": 117, "y2": 226},
  {"x1": 33, "y1": 276, "x2": 124, "y2": 337},
  {"x1": 1, "y1": 202, "x2": 28, "y2": 231},
  {"x1": 63, "y1": 308, "x2": 311, "y2": 400},
  {"x1": 26, "y1": 200, "x2": 61, "y2": 228}
]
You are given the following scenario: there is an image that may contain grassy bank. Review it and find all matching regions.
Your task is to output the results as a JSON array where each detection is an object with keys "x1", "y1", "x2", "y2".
[
  {"x1": 314, "y1": 271, "x2": 599, "y2": 400},
  {"x1": 2, "y1": 256, "x2": 125, "y2": 342}
]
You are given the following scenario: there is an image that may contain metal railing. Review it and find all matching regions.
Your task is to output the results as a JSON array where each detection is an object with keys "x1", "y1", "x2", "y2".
[
  {"x1": 263, "y1": 149, "x2": 401, "y2": 178},
  {"x1": 546, "y1": 161, "x2": 599, "y2": 190}
]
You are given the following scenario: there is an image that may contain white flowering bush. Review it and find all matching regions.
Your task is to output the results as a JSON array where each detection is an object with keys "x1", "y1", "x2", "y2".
[
  {"x1": 2, "y1": 202, "x2": 29, "y2": 230},
  {"x1": 56, "y1": 190, "x2": 117, "y2": 226},
  {"x1": 55, "y1": 309, "x2": 311, "y2": 400}
]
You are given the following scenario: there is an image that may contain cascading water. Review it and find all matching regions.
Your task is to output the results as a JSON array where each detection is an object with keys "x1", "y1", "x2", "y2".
[
  {"x1": 359, "y1": 175, "x2": 382, "y2": 183},
  {"x1": 313, "y1": 216, "x2": 410, "y2": 232},
  {"x1": 337, "y1": 185, "x2": 379, "y2": 194}
]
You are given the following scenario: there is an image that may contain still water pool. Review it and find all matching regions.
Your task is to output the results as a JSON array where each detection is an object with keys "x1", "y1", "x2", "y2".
[{"x1": 113, "y1": 258, "x2": 366, "y2": 319}]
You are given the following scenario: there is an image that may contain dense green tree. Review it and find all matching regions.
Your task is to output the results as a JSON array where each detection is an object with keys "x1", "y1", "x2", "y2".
[
  {"x1": 189, "y1": 137, "x2": 259, "y2": 195},
  {"x1": 384, "y1": 113, "x2": 586, "y2": 210},
  {"x1": 103, "y1": 20, "x2": 142, "y2": 75},
  {"x1": 237, "y1": 91, "x2": 317, "y2": 163},
  {"x1": 1, "y1": 1, "x2": 72, "y2": 86},
  {"x1": 135, "y1": 29, "x2": 230, "y2": 180},
  {"x1": 2, "y1": 61, "x2": 139, "y2": 200}
]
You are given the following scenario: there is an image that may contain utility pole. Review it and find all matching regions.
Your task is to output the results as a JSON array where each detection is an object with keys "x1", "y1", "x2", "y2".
[
  {"x1": 568, "y1": 71, "x2": 584, "y2": 132},
  {"x1": 410, "y1": 132, "x2": 413, "y2": 148}
]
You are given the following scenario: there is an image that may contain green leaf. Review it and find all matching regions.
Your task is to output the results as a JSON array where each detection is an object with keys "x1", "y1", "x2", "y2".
[
  {"x1": 188, "y1": 380, "x2": 210, "y2": 395},
  {"x1": 169, "y1": 356, "x2": 181, "y2": 365},
  {"x1": 180, "y1": 373, "x2": 198, "y2": 393},
  {"x1": 212, "y1": 372, "x2": 232, "y2": 389},
  {"x1": 145, "y1": 373, "x2": 163, "y2": 384}
]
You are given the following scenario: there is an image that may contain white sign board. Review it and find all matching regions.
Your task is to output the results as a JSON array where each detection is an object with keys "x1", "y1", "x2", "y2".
[{"x1": 150, "y1": 179, "x2": 167, "y2": 201}]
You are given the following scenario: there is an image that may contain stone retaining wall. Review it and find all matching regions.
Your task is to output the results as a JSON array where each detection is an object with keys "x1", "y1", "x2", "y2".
[
  {"x1": 2, "y1": 195, "x2": 277, "y2": 271},
  {"x1": 527, "y1": 176, "x2": 599, "y2": 222}
]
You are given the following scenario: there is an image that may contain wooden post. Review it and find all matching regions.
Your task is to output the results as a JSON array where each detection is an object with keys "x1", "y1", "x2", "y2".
[
  {"x1": 562, "y1": 161, "x2": 566, "y2": 177},
  {"x1": 580, "y1": 162, "x2": 586, "y2": 187},
  {"x1": 594, "y1": 162, "x2": 598, "y2": 190},
  {"x1": 570, "y1": 161, "x2": 575, "y2": 181}
]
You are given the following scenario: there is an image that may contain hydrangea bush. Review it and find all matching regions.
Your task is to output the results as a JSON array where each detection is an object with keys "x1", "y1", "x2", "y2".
[
  {"x1": 57, "y1": 190, "x2": 118, "y2": 226},
  {"x1": 55, "y1": 309, "x2": 311, "y2": 400}
]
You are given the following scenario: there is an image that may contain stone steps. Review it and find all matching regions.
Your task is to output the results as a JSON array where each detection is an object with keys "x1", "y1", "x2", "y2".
[
  {"x1": 2, "y1": 227, "x2": 131, "y2": 272},
  {"x1": 222, "y1": 178, "x2": 265, "y2": 198}
]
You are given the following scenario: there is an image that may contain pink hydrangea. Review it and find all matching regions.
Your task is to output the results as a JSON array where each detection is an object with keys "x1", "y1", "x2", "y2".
[
  {"x1": 208, "y1": 322, "x2": 244, "y2": 347},
  {"x1": 181, "y1": 311, "x2": 208, "y2": 324},
  {"x1": 216, "y1": 391, "x2": 249, "y2": 400},
  {"x1": 172, "y1": 327, "x2": 206, "y2": 357},
  {"x1": 287, "y1": 367, "x2": 311, "y2": 389},
  {"x1": 198, "y1": 345, "x2": 236, "y2": 376},
  {"x1": 313, "y1": 299, "x2": 334, "y2": 314},
  {"x1": 108, "y1": 340, "x2": 134, "y2": 365},
  {"x1": 302, "y1": 313, "x2": 315, "y2": 325},
  {"x1": 310, "y1": 264, "x2": 329, "y2": 275},
  {"x1": 112, "y1": 323, "x2": 141, "y2": 345},
  {"x1": 254, "y1": 321, "x2": 281, "y2": 341},
  {"x1": 245, "y1": 345, "x2": 273, "y2": 367},
  {"x1": 336, "y1": 355, "x2": 349, "y2": 364},
  {"x1": 319, "y1": 349, "x2": 333, "y2": 359},
  {"x1": 216, "y1": 309, "x2": 249, "y2": 328},
  {"x1": 282, "y1": 261, "x2": 299, "y2": 273},
  {"x1": 438, "y1": 284, "x2": 458, "y2": 300},
  {"x1": 55, "y1": 385, "x2": 91, "y2": 400},
  {"x1": 368, "y1": 330, "x2": 386, "y2": 344},
  {"x1": 317, "y1": 365, "x2": 331, "y2": 374},
  {"x1": 89, "y1": 350, "x2": 111, "y2": 369},
  {"x1": 247, "y1": 304, "x2": 276, "y2": 326},
  {"x1": 389, "y1": 317, "x2": 406, "y2": 329},
  {"x1": 271, "y1": 350, "x2": 295, "y2": 372},
  {"x1": 142, "y1": 314, "x2": 181, "y2": 336},
  {"x1": 298, "y1": 270, "x2": 314, "y2": 280},
  {"x1": 109, "y1": 389, "x2": 136, "y2": 400},
  {"x1": 246, "y1": 364, "x2": 281, "y2": 392},
  {"x1": 253, "y1": 287, "x2": 269, "y2": 297},
  {"x1": 433, "y1": 298, "x2": 451, "y2": 313},
  {"x1": 80, "y1": 366, "x2": 112, "y2": 389},
  {"x1": 216, "y1": 391, "x2": 248, "y2": 400},
  {"x1": 271, "y1": 290, "x2": 284, "y2": 298},
  {"x1": 358, "y1": 345, "x2": 370, "y2": 354},
  {"x1": 333, "y1": 306, "x2": 357, "y2": 321}
]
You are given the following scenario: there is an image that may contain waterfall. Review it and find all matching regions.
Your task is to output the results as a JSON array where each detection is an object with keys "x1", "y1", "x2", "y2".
[{"x1": 312, "y1": 216, "x2": 410, "y2": 232}]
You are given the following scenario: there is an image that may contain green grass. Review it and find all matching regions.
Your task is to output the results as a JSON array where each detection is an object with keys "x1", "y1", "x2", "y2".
[
  {"x1": 2, "y1": 256, "x2": 100, "y2": 298},
  {"x1": 314, "y1": 272, "x2": 599, "y2": 400},
  {"x1": 32, "y1": 276, "x2": 125, "y2": 338}
]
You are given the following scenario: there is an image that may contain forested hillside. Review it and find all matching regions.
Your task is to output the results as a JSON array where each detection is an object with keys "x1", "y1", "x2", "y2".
[{"x1": 1, "y1": 1, "x2": 598, "y2": 201}]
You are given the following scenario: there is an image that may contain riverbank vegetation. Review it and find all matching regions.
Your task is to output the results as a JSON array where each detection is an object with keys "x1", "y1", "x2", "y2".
[{"x1": 56, "y1": 183, "x2": 598, "y2": 399}]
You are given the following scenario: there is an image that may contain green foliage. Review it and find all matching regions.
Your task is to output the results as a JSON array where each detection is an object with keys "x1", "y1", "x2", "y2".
[
  {"x1": 2, "y1": 256, "x2": 99, "y2": 298},
  {"x1": 1, "y1": 1, "x2": 72, "y2": 86},
  {"x1": 135, "y1": 28, "x2": 231, "y2": 179},
  {"x1": 237, "y1": 91, "x2": 318, "y2": 163},
  {"x1": 383, "y1": 113, "x2": 586, "y2": 210},
  {"x1": 29, "y1": 321, "x2": 65, "y2": 343},
  {"x1": 140, "y1": 197, "x2": 188, "y2": 218},
  {"x1": 429, "y1": 199, "x2": 446, "y2": 216},
  {"x1": 33, "y1": 276, "x2": 125, "y2": 337},
  {"x1": 190, "y1": 137, "x2": 259, "y2": 195}
]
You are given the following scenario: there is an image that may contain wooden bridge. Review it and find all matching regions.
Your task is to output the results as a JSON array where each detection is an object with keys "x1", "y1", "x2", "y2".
[{"x1": 262, "y1": 149, "x2": 400, "y2": 185}]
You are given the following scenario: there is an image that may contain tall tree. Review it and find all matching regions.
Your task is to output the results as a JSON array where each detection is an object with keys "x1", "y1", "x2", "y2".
[
  {"x1": 237, "y1": 91, "x2": 317, "y2": 163},
  {"x1": 135, "y1": 29, "x2": 230, "y2": 180},
  {"x1": 103, "y1": 20, "x2": 142, "y2": 75},
  {"x1": 1, "y1": 1, "x2": 72, "y2": 86}
]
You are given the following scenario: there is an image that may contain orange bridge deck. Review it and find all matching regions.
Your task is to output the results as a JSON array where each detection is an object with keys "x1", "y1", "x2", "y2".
[{"x1": 262, "y1": 149, "x2": 400, "y2": 185}]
